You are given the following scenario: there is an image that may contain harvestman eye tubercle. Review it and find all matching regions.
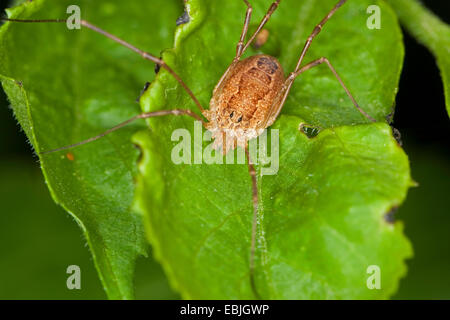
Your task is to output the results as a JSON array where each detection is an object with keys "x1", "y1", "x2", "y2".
[{"x1": 1, "y1": 0, "x2": 376, "y2": 297}]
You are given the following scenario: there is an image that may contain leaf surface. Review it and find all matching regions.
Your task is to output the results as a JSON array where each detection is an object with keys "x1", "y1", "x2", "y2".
[
  {"x1": 135, "y1": 0, "x2": 413, "y2": 298},
  {"x1": 0, "y1": 0, "x2": 182, "y2": 299}
]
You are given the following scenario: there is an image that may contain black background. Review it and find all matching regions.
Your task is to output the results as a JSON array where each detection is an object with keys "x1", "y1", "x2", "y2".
[{"x1": 393, "y1": 1, "x2": 449, "y2": 150}]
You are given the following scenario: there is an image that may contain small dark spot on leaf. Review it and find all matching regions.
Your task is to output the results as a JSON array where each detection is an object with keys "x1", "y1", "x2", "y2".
[
  {"x1": 298, "y1": 123, "x2": 320, "y2": 138},
  {"x1": 154, "y1": 57, "x2": 162, "y2": 74},
  {"x1": 136, "y1": 81, "x2": 151, "y2": 102},
  {"x1": 385, "y1": 111, "x2": 394, "y2": 124},
  {"x1": 176, "y1": 10, "x2": 190, "y2": 26},
  {"x1": 391, "y1": 126, "x2": 403, "y2": 147},
  {"x1": 66, "y1": 152, "x2": 74, "y2": 161},
  {"x1": 133, "y1": 143, "x2": 144, "y2": 164},
  {"x1": 384, "y1": 206, "x2": 398, "y2": 224},
  {"x1": 16, "y1": 80, "x2": 23, "y2": 87}
]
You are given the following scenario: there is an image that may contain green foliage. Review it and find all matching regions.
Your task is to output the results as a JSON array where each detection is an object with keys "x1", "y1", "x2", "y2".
[
  {"x1": 1, "y1": 0, "x2": 416, "y2": 299},
  {"x1": 135, "y1": 120, "x2": 413, "y2": 299},
  {"x1": 0, "y1": 0, "x2": 182, "y2": 299},
  {"x1": 0, "y1": 160, "x2": 105, "y2": 299},
  {"x1": 0, "y1": 160, "x2": 177, "y2": 299},
  {"x1": 136, "y1": 0, "x2": 412, "y2": 298},
  {"x1": 387, "y1": 0, "x2": 450, "y2": 117}
]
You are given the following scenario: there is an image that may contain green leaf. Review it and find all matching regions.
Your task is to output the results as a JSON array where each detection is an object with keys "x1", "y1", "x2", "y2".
[
  {"x1": 386, "y1": 0, "x2": 450, "y2": 118},
  {"x1": 135, "y1": 0, "x2": 412, "y2": 298},
  {"x1": 0, "y1": 0, "x2": 182, "y2": 299},
  {"x1": 0, "y1": 159, "x2": 105, "y2": 299},
  {"x1": 0, "y1": 158, "x2": 178, "y2": 299}
]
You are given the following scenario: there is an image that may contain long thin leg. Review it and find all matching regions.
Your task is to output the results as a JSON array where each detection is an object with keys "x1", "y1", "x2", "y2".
[
  {"x1": 283, "y1": 57, "x2": 376, "y2": 122},
  {"x1": 40, "y1": 109, "x2": 203, "y2": 154},
  {"x1": 238, "y1": 0, "x2": 281, "y2": 59},
  {"x1": 0, "y1": 17, "x2": 205, "y2": 114},
  {"x1": 245, "y1": 145, "x2": 261, "y2": 299},
  {"x1": 211, "y1": 0, "x2": 253, "y2": 93},
  {"x1": 293, "y1": 0, "x2": 347, "y2": 72},
  {"x1": 234, "y1": 0, "x2": 253, "y2": 61},
  {"x1": 215, "y1": 0, "x2": 278, "y2": 93},
  {"x1": 261, "y1": 0, "x2": 374, "y2": 127}
]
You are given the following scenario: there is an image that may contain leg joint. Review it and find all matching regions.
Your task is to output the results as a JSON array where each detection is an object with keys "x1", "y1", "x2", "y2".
[{"x1": 287, "y1": 71, "x2": 296, "y2": 81}]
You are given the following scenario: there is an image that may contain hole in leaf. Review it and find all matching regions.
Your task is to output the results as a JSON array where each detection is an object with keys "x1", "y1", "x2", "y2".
[
  {"x1": 176, "y1": 10, "x2": 190, "y2": 26},
  {"x1": 298, "y1": 123, "x2": 320, "y2": 138},
  {"x1": 384, "y1": 206, "x2": 398, "y2": 224},
  {"x1": 136, "y1": 81, "x2": 151, "y2": 102}
]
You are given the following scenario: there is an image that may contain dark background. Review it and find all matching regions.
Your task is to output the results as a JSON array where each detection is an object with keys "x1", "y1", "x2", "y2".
[{"x1": 0, "y1": 0, "x2": 449, "y2": 299}]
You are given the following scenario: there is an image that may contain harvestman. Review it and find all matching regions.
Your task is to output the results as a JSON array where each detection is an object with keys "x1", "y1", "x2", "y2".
[{"x1": 2, "y1": 0, "x2": 376, "y2": 296}]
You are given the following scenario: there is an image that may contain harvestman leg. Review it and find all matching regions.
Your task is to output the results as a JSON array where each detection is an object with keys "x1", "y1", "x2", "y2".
[
  {"x1": 209, "y1": 0, "x2": 282, "y2": 297},
  {"x1": 265, "y1": 0, "x2": 375, "y2": 125},
  {"x1": 243, "y1": 0, "x2": 349, "y2": 297},
  {"x1": 0, "y1": 17, "x2": 206, "y2": 153},
  {"x1": 244, "y1": 145, "x2": 261, "y2": 299},
  {"x1": 210, "y1": 0, "x2": 252, "y2": 97},
  {"x1": 215, "y1": 0, "x2": 281, "y2": 90},
  {"x1": 41, "y1": 109, "x2": 204, "y2": 154},
  {"x1": 293, "y1": 0, "x2": 347, "y2": 72},
  {"x1": 239, "y1": 0, "x2": 281, "y2": 60},
  {"x1": 216, "y1": 3, "x2": 282, "y2": 289},
  {"x1": 235, "y1": 0, "x2": 253, "y2": 60},
  {"x1": 225, "y1": 0, "x2": 281, "y2": 298},
  {"x1": 273, "y1": 57, "x2": 377, "y2": 122}
]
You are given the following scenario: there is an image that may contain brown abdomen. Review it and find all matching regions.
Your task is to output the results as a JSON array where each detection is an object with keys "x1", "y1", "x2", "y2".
[{"x1": 211, "y1": 54, "x2": 285, "y2": 129}]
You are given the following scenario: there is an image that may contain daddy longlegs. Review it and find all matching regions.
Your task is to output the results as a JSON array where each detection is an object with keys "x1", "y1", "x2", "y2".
[{"x1": 2, "y1": 0, "x2": 376, "y2": 298}]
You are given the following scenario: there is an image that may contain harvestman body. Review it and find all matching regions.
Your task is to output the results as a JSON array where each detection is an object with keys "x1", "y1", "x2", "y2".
[{"x1": 2, "y1": 0, "x2": 375, "y2": 297}]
